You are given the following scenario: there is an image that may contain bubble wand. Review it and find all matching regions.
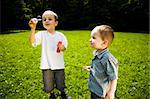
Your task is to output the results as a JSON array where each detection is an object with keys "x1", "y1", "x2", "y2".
[{"x1": 32, "y1": 15, "x2": 42, "y2": 23}]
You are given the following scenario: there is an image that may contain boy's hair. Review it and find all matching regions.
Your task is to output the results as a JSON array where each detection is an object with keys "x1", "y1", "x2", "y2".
[
  {"x1": 42, "y1": 10, "x2": 58, "y2": 21},
  {"x1": 96, "y1": 25, "x2": 114, "y2": 45}
]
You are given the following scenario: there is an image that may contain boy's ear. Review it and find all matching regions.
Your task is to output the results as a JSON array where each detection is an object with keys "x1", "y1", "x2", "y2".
[
  {"x1": 102, "y1": 40, "x2": 109, "y2": 48},
  {"x1": 55, "y1": 21, "x2": 58, "y2": 26}
]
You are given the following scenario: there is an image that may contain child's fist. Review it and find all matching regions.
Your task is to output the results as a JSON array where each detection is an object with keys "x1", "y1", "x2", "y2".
[
  {"x1": 83, "y1": 66, "x2": 91, "y2": 71},
  {"x1": 57, "y1": 41, "x2": 64, "y2": 53},
  {"x1": 32, "y1": 18, "x2": 38, "y2": 24},
  {"x1": 28, "y1": 18, "x2": 38, "y2": 29}
]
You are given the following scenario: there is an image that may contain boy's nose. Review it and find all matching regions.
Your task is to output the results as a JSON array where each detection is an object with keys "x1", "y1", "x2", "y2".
[{"x1": 90, "y1": 38, "x2": 92, "y2": 42}]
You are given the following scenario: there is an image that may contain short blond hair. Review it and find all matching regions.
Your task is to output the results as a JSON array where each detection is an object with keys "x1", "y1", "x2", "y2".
[
  {"x1": 42, "y1": 10, "x2": 58, "y2": 21},
  {"x1": 96, "y1": 25, "x2": 114, "y2": 45}
]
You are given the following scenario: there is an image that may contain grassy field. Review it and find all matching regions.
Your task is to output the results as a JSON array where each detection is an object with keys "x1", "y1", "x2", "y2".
[{"x1": 0, "y1": 30, "x2": 149, "y2": 99}]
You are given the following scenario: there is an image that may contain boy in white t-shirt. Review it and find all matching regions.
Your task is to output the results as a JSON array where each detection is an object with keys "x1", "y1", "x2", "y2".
[{"x1": 28, "y1": 10, "x2": 71, "y2": 99}]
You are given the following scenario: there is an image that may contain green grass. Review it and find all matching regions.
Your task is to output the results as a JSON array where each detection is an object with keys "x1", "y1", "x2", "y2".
[{"x1": 0, "y1": 30, "x2": 149, "y2": 99}]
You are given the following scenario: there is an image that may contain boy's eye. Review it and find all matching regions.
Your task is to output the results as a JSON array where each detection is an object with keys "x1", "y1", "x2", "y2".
[
  {"x1": 48, "y1": 18, "x2": 52, "y2": 21},
  {"x1": 43, "y1": 18, "x2": 52, "y2": 21},
  {"x1": 92, "y1": 36, "x2": 96, "y2": 39},
  {"x1": 43, "y1": 18, "x2": 46, "y2": 21}
]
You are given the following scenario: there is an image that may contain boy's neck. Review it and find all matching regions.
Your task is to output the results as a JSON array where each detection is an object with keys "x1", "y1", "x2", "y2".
[
  {"x1": 97, "y1": 48, "x2": 107, "y2": 52},
  {"x1": 95, "y1": 48, "x2": 108, "y2": 56},
  {"x1": 47, "y1": 29, "x2": 55, "y2": 34}
]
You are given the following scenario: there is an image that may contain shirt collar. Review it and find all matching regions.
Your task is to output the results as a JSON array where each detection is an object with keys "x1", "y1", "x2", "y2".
[
  {"x1": 94, "y1": 48, "x2": 109, "y2": 59},
  {"x1": 47, "y1": 31, "x2": 56, "y2": 35}
]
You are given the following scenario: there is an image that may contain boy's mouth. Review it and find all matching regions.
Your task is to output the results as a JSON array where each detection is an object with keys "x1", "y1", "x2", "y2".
[
  {"x1": 45, "y1": 24, "x2": 50, "y2": 26},
  {"x1": 90, "y1": 42, "x2": 93, "y2": 45},
  {"x1": 90, "y1": 42, "x2": 95, "y2": 47},
  {"x1": 90, "y1": 43, "x2": 93, "y2": 46},
  {"x1": 45, "y1": 23, "x2": 50, "y2": 25}
]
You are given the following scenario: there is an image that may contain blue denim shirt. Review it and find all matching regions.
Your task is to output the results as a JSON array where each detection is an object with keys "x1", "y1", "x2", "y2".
[{"x1": 88, "y1": 48, "x2": 118, "y2": 97}]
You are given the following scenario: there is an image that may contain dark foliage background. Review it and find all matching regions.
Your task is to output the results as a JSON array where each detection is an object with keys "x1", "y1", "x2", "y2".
[{"x1": 1, "y1": 0, "x2": 149, "y2": 33}]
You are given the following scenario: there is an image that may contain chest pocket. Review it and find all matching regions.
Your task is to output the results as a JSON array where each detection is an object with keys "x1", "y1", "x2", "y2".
[{"x1": 92, "y1": 59, "x2": 106, "y2": 79}]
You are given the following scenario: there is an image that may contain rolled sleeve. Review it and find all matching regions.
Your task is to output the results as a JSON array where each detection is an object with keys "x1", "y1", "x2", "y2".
[{"x1": 62, "y1": 34, "x2": 68, "y2": 49}]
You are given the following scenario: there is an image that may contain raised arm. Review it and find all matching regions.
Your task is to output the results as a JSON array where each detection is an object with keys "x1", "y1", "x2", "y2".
[{"x1": 28, "y1": 18, "x2": 37, "y2": 44}]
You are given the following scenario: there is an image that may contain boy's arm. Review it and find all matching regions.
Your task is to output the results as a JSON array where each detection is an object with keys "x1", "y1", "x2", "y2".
[
  {"x1": 60, "y1": 34, "x2": 68, "y2": 52},
  {"x1": 29, "y1": 29, "x2": 36, "y2": 44},
  {"x1": 106, "y1": 79, "x2": 117, "y2": 99},
  {"x1": 28, "y1": 19, "x2": 37, "y2": 44}
]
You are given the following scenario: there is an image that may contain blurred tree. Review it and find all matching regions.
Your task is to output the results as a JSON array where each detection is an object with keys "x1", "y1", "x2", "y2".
[
  {"x1": 1, "y1": 0, "x2": 149, "y2": 33},
  {"x1": 1, "y1": 0, "x2": 32, "y2": 31},
  {"x1": 117, "y1": 0, "x2": 149, "y2": 31},
  {"x1": 14, "y1": 0, "x2": 32, "y2": 29}
]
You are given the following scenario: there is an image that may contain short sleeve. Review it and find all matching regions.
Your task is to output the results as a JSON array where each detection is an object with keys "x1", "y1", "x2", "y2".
[
  {"x1": 61, "y1": 33, "x2": 68, "y2": 48},
  {"x1": 32, "y1": 31, "x2": 42, "y2": 47},
  {"x1": 104, "y1": 57, "x2": 118, "y2": 80}
]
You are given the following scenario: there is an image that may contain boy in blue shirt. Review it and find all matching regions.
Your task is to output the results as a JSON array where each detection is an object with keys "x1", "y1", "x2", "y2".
[{"x1": 84, "y1": 25, "x2": 118, "y2": 99}]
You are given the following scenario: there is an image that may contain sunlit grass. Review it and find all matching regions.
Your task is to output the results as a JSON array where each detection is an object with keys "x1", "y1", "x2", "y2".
[{"x1": 0, "y1": 30, "x2": 149, "y2": 98}]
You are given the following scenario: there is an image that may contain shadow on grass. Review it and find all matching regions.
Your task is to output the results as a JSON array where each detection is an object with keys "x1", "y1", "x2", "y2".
[{"x1": 0, "y1": 30, "x2": 27, "y2": 34}]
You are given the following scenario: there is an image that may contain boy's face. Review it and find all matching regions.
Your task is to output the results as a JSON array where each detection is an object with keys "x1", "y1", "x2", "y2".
[
  {"x1": 42, "y1": 14, "x2": 58, "y2": 30},
  {"x1": 90, "y1": 28, "x2": 106, "y2": 50}
]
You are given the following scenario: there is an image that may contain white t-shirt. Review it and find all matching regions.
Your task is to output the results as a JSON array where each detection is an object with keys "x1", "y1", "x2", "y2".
[{"x1": 32, "y1": 31, "x2": 68, "y2": 70}]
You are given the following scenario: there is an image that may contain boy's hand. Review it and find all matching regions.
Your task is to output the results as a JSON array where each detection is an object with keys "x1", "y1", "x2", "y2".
[
  {"x1": 57, "y1": 42, "x2": 65, "y2": 52},
  {"x1": 83, "y1": 66, "x2": 91, "y2": 71},
  {"x1": 28, "y1": 18, "x2": 38, "y2": 30},
  {"x1": 105, "y1": 91, "x2": 115, "y2": 99}
]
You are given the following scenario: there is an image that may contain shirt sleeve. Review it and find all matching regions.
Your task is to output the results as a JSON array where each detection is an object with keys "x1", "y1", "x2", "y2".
[
  {"x1": 61, "y1": 33, "x2": 68, "y2": 48},
  {"x1": 32, "y1": 31, "x2": 42, "y2": 47},
  {"x1": 104, "y1": 57, "x2": 118, "y2": 81}
]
